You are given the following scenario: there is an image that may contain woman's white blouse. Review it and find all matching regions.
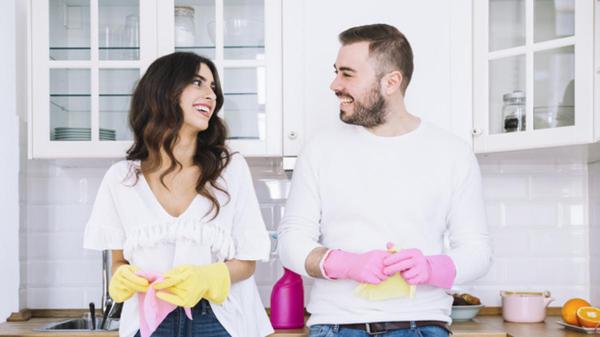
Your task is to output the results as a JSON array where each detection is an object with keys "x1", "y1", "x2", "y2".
[{"x1": 83, "y1": 154, "x2": 273, "y2": 337}]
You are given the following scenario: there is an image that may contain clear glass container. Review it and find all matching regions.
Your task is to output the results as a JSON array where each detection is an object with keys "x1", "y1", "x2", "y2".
[
  {"x1": 502, "y1": 90, "x2": 526, "y2": 132},
  {"x1": 174, "y1": 0, "x2": 215, "y2": 59},
  {"x1": 98, "y1": 0, "x2": 140, "y2": 60},
  {"x1": 175, "y1": 6, "x2": 196, "y2": 47},
  {"x1": 534, "y1": 45, "x2": 575, "y2": 130},
  {"x1": 489, "y1": 55, "x2": 525, "y2": 134}
]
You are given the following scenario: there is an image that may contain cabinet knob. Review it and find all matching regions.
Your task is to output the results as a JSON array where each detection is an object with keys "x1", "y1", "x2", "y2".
[
  {"x1": 288, "y1": 131, "x2": 298, "y2": 140},
  {"x1": 472, "y1": 128, "x2": 482, "y2": 136}
]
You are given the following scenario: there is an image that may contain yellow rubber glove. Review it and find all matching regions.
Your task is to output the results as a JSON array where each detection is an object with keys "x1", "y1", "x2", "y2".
[
  {"x1": 154, "y1": 263, "x2": 231, "y2": 308},
  {"x1": 109, "y1": 265, "x2": 149, "y2": 303}
]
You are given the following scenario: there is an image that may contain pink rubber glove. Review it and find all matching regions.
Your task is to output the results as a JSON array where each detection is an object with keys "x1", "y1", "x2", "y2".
[
  {"x1": 382, "y1": 243, "x2": 456, "y2": 289},
  {"x1": 322, "y1": 249, "x2": 390, "y2": 284}
]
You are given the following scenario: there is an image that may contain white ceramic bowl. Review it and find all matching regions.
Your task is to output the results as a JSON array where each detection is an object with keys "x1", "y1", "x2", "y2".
[{"x1": 450, "y1": 304, "x2": 484, "y2": 321}]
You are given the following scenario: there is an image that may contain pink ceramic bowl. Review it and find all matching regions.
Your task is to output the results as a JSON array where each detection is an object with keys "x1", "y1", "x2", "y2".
[{"x1": 500, "y1": 291, "x2": 554, "y2": 323}]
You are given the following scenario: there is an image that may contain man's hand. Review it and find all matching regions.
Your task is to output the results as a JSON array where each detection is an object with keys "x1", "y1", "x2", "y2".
[
  {"x1": 382, "y1": 243, "x2": 456, "y2": 289},
  {"x1": 323, "y1": 249, "x2": 391, "y2": 284}
]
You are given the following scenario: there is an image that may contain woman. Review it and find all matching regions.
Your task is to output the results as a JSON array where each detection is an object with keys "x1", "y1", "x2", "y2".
[{"x1": 83, "y1": 52, "x2": 273, "y2": 337}]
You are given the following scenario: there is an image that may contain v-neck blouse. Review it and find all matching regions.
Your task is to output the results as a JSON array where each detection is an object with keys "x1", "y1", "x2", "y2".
[
  {"x1": 137, "y1": 172, "x2": 199, "y2": 220},
  {"x1": 83, "y1": 154, "x2": 273, "y2": 337}
]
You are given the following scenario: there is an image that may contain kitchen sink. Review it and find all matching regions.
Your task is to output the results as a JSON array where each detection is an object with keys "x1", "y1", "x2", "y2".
[{"x1": 35, "y1": 317, "x2": 119, "y2": 332}]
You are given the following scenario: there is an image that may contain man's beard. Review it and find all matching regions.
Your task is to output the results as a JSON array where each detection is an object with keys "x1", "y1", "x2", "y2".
[{"x1": 339, "y1": 84, "x2": 387, "y2": 128}]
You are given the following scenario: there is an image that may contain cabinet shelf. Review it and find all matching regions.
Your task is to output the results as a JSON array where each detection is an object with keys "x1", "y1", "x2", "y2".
[
  {"x1": 50, "y1": 47, "x2": 140, "y2": 50},
  {"x1": 175, "y1": 45, "x2": 264, "y2": 49},
  {"x1": 49, "y1": 93, "x2": 258, "y2": 114},
  {"x1": 49, "y1": 93, "x2": 256, "y2": 97},
  {"x1": 49, "y1": 45, "x2": 265, "y2": 51},
  {"x1": 50, "y1": 94, "x2": 132, "y2": 97}
]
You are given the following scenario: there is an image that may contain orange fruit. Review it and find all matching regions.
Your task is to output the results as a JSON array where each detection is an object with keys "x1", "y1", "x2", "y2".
[
  {"x1": 562, "y1": 298, "x2": 591, "y2": 325},
  {"x1": 577, "y1": 307, "x2": 600, "y2": 328}
]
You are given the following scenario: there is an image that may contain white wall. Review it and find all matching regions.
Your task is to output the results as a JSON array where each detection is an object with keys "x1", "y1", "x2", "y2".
[
  {"x1": 19, "y1": 150, "x2": 593, "y2": 309},
  {"x1": 588, "y1": 161, "x2": 600, "y2": 306},
  {"x1": 0, "y1": 0, "x2": 21, "y2": 323}
]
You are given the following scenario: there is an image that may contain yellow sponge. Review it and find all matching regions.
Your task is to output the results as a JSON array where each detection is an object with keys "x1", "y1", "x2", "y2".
[{"x1": 354, "y1": 247, "x2": 416, "y2": 301}]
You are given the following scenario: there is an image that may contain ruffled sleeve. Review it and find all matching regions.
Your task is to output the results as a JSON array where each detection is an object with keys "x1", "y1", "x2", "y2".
[
  {"x1": 229, "y1": 155, "x2": 271, "y2": 262},
  {"x1": 83, "y1": 165, "x2": 126, "y2": 250}
]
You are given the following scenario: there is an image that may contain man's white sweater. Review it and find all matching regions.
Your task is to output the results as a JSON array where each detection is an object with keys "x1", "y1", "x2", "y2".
[{"x1": 277, "y1": 121, "x2": 491, "y2": 325}]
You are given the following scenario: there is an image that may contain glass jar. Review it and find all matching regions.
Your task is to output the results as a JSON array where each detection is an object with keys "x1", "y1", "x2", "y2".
[
  {"x1": 502, "y1": 90, "x2": 526, "y2": 132},
  {"x1": 174, "y1": 6, "x2": 195, "y2": 47}
]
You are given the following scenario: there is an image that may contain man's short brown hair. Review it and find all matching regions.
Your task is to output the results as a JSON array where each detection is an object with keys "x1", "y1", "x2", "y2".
[{"x1": 339, "y1": 24, "x2": 414, "y2": 94}]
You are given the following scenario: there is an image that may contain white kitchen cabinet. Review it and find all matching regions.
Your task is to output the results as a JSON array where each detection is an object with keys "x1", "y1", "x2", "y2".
[
  {"x1": 29, "y1": 0, "x2": 281, "y2": 158},
  {"x1": 472, "y1": 0, "x2": 594, "y2": 153},
  {"x1": 282, "y1": 0, "x2": 474, "y2": 158}
]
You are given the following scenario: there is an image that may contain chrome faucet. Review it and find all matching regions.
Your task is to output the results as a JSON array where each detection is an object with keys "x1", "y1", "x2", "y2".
[
  {"x1": 101, "y1": 250, "x2": 112, "y2": 315},
  {"x1": 100, "y1": 250, "x2": 118, "y2": 330}
]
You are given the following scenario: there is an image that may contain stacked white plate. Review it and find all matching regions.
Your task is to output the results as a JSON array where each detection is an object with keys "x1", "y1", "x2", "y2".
[{"x1": 52, "y1": 127, "x2": 116, "y2": 141}]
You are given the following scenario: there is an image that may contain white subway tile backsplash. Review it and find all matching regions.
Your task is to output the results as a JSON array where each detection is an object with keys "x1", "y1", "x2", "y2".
[
  {"x1": 490, "y1": 229, "x2": 530, "y2": 257},
  {"x1": 530, "y1": 175, "x2": 585, "y2": 199},
  {"x1": 23, "y1": 204, "x2": 92, "y2": 233},
  {"x1": 20, "y1": 155, "x2": 594, "y2": 308},
  {"x1": 24, "y1": 232, "x2": 90, "y2": 260},
  {"x1": 485, "y1": 203, "x2": 505, "y2": 228},
  {"x1": 467, "y1": 260, "x2": 507, "y2": 286},
  {"x1": 503, "y1": 201, "x2": 560, "y2": 227},
  {"x1": 528, "y1": 229, "x2": 587, "y2": 257},
  {"x1": 25, "y1": 177, "x2": 87, "y2": 205},
  {"x1": 24, "y1": 260, "x2": 101, "y2": 287},
  {"x1": 560, "y1": 202, "x2": 586, "y2": 227},
  {"x1": 481, "y1": 175, "x2": 529, "y2": 200},
  {"x1": 25, "y1": 287, "x2": 96, "y2": 309},
  {"x1": 505, "y1": 258, "x2": 587, "y2": 285}
]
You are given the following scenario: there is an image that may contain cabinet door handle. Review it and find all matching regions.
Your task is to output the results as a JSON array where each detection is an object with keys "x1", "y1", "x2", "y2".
[
  {"x1": 288, "y1": 131, "x2": 298, "y2": 140},
  {"x1": 472, "y1": 128, "x2": 482, "y2": 136}
]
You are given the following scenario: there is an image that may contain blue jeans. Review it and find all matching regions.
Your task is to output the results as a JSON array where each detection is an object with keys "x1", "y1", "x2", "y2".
[
  {"x1": 308, "y1": 323, "x2": 450, "y2": 337},
  {"x1": 134, "y1": 299, "x2": 230, "y2": 337}
]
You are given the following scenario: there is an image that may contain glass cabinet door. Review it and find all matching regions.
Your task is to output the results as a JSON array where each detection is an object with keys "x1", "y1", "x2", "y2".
[
  {"x1": 31, "y1": 0, "x2": 149, "y2": 158},
  {"x1": 473, "y1": 0, "x2": 593, "y2": 153},
  {"x1": 164, "y1": 0, "x2": 281, "y2": 156}
]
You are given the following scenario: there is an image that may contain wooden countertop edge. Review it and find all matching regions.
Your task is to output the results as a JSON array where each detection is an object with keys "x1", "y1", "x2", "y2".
[
  {"x1": 6, "y1": 307, "x2": 563, "y2": 322},
  {"x1": 2, "y1": 309, "x2": 579, "y2": 337},
  {"x1": 2, "y1": 317, "x2": 580, "y2": 337}
]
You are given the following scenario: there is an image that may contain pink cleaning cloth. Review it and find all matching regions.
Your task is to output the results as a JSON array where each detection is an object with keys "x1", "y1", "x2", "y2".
[{"x1": 136, "y1": 271, "x2": 193, "y2": 337}]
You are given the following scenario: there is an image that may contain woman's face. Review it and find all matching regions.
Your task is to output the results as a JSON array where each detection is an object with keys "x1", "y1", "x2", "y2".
[{"x1": 179, "y1": 63, "x2": 218, "y2": 134}]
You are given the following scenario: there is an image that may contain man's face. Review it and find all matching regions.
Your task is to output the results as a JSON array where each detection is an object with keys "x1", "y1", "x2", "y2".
[{"x1": 330, "y1": 41, "x2": 387, "y2": 128}]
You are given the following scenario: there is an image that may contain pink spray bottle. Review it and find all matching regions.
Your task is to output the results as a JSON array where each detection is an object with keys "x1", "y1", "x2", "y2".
[{"x1": 270, "y1": 268, "x2": 304, "y2": 329}]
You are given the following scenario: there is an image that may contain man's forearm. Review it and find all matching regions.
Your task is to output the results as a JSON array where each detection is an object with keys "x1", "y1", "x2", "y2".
[{"x1": 305, "y1": 246, "x2": 330, "y2": 278}]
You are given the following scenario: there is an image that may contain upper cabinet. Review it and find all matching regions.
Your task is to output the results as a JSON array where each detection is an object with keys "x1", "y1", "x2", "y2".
[
  {"x1": 29, "y1": 0, "x2": 281, "y2": 158},
  {"x1": 473, "y1": 0, "x2": 594, "y2": 153},
  {"x1": 282, "y1": 0, "x2": 474, "y2": 157}
]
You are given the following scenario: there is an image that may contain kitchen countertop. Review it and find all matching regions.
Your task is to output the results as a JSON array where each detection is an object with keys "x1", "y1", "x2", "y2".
[{"x1": 0, "y1": 316, "x2": 593, "y2": 337}]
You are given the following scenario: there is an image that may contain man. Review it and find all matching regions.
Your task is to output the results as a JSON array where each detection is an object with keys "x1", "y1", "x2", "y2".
[{"x1": 277, "y1": 24, "x2": 491, "y2": 337}]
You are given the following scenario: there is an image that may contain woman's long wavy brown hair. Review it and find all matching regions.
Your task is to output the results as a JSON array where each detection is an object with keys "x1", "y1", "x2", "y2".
[{"x1": 126, "y1": 52, "x2": 232, "y2": 220}]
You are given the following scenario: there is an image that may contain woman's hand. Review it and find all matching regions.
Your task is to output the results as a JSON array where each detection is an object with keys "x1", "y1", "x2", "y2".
[
  {"x1": 109, "y1": 264, "x2": 149, "y2": 303},
  {"x1": 154, "y1": 263, "x2": 231, "y2": 307}
]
